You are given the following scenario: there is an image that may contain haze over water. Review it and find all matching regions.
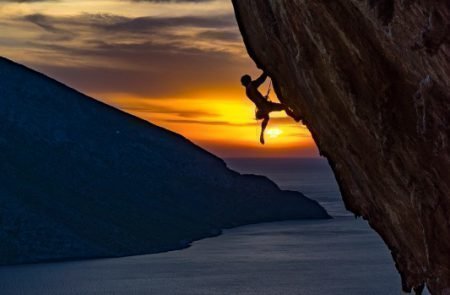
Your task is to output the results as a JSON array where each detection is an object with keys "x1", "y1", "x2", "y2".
[
  {"x1": 0, "y1": 158, "x2": 427, "y2": 295},
  {"x1": 227, "y1": 158, "x2": 348, "y2": 217}
]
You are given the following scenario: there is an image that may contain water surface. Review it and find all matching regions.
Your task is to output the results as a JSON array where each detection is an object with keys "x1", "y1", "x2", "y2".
[{"x1": 0, "y1": 158, "x2": 420, "y2": 294}]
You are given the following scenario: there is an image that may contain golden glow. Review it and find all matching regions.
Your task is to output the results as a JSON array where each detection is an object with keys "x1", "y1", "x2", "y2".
[
  {"x1": 98, "y1": 91, "x2": 317, "y2": 157},
  {"x1": 267, "y1": 128, "x2": 283, "y2": 139},
  {"x1": 0, "y1": 0, "x2": 318, "y2": 158}
]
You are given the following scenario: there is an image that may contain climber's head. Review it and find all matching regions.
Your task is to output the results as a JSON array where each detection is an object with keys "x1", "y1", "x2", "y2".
[{"x1": 241, "y1": 74, "x2": 252, "y2": 87}]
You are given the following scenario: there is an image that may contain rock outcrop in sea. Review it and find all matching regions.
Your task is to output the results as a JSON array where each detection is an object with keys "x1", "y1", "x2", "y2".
[{"x1": 232, "y1": 1, "x2": 449, "y2": 294}]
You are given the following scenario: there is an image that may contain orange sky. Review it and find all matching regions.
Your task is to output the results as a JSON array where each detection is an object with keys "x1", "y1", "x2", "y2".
[{"x1": 0, "y1": 0, "x2": 319, "y2": 158}]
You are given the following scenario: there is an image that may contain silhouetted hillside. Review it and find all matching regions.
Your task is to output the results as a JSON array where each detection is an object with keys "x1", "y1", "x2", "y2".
[{"x1": 0, "y1": 57, "x2": 329, "y2": 265}]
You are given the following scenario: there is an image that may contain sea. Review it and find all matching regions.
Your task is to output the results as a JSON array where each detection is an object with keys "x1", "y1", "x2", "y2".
[{"x1": 0, "y1": 158, "x2": 428, "y2": 294}]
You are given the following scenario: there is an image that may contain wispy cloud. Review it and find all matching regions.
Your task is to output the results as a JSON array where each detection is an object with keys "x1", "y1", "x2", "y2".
[
  {"x1": 130, "y1": 0, "x2": 215, "y2": 2},
  {"x1": 1, "y1": 2, "x2": 249, "y2": 98},
  {"x1": 161, "y1": 117, "x2": 307, "y2": 128},
  {"x1": 164, "y1": 119, "x2": 254, "y2": 126},
  {"x1": 24, "y1": 13, "x2": 76, "y2": 36},
  {"x1": 123, "y1": 103, "x2": 217, "y2": 118},
  {"x1": 1, "y1": 0, "x2": 57, "y2": 2},
  {"x1": 0, "y1": 1, "x2": 314, "y2": 157},
  {"x1": 2, "y1": 0, "x2": 213, "y2": 2}
]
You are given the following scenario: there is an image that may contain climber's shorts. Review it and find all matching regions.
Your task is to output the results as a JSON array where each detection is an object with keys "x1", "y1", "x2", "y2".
[
  {"x1": 255, "y1": 102, "x2": 284, "y2": 120},
  {"x1": 255, "y1": 109, "x2": 268, "y2": 120}
]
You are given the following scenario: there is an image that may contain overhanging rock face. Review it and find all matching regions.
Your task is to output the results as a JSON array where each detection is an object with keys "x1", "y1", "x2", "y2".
[{"x1": 232, "y1": 1, "x2": 449, "y2": 293}]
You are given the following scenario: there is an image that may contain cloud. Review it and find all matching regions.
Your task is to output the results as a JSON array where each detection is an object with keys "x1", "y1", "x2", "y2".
[
  {"x1": 102, "y1": 14, "x2": 236, "y2": 32},
  {"x1": 161, "y1": 117, "x2": 307, "y2": 127},
  {"x1": 5, "y1": 8, "x2": 249, "y2": 98},
  {"x1": 20, "y1": 12, "x2": 235, "y2": 33},
  {"x1": 1, "y1": 1, "x2": 252, "y2": 99},
  {"x1": 1, "y1": 0, "x2": 214, "y2": 2},
  {"x1": 1, "y1": 0, "x2": 57, "y2": 2},
  {"x1": 163, "y1": 119, "x2": 254, "y2": 126},
  {"x1": 124, "y1": 104, "x2": 217, "y2": 118},
  {"x1": 29, "y1": 35, "x2": 250, "y2": 97},
  {"x1": 130, "y1": 0, "x2": 214, "y2": 2},
  {"x1": 197, "y1": 30, "x2": 241, "y2": 41},
  {"x1": 24, "y1": 14, "x2": 74, "y2": 35},
  {"x1": 2, "y1": 0, "x2": 212, "y2": 1},
  {"x1": 19, "y1": 12, "x2": 239, "y2": 48},
  {"x1": 0, "y1": 0, "x2": 315, "y2": 157}
]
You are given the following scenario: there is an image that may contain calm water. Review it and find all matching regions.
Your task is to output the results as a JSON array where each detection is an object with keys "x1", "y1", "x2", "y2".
[
  {"x1": 226, "y1": 158, "x2": 348, "y2": 217},
  {"x1": 0, "y1": 158, "x2": 422, "y2": 294}
]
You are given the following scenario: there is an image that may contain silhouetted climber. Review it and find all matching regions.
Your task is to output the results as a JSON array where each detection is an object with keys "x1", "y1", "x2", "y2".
[{"x1": 241, "y1": 72, "x2": 301, "y2": 144}]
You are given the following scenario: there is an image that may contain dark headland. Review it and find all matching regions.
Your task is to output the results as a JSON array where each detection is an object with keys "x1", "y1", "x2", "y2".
[{"x1": 0, "y1": 57, "x2": 329, "y2": 265}]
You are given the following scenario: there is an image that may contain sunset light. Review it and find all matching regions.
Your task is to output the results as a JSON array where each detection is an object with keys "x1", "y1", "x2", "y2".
[
  {"x1": 1, "y1": 0, "x2": 445, "y2": 293},
  {"x1": 0, "y1": 0, "x2": 318, "y2": 158},
  {"x1": 267, "y1": 128, "x2": 283, "y2": 139}
]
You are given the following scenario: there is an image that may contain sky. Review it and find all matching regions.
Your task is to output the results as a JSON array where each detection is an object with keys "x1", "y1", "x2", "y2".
[{"x1": 0, "y1": 0, "x2": 318, "y2": 158}]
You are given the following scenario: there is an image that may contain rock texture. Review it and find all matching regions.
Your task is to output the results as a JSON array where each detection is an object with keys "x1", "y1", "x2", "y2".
[
  {"x1": 232, "y1": 1, "x2": 449, "y2": 294},
  {"x1": 0, "y1": 57, "x2": 330, "y2": 265}
]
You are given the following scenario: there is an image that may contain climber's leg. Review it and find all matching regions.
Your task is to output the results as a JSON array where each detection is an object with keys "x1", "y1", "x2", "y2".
[
  {"x1": 260, "y1": 115, "x2": 269, "y2": 145},
  {"x1": 266, "y1": 102, "x2": 302, "y2": 122},
  {"x1": 267, "y1": 102, "x2": 284, "y2": 112},
  {"x1": 284, "y1": 107, "x2": 302, "y2": 122}
]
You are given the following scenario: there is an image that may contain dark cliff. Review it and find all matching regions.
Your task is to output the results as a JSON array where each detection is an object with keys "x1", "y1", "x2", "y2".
[
  {"x1": 0, "y1": 57, "x2": 330, "y2": 265},
  {"x1": 232, "y1": 1, "x2": 449, "y2": 294}
]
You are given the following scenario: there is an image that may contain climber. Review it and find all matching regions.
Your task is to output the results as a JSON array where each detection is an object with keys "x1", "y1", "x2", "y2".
[{"x1": 240, "y1": 72, "x2": 301, "y2": 144}]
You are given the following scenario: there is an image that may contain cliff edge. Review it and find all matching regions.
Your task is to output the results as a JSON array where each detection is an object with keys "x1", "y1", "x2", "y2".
[{"x1": 232, "y1": 1, "x2": 449, "y2": 294}]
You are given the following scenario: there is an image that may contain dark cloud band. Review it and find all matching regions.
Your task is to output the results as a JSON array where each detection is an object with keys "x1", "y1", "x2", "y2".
[
  {"x1": 130, "y1": 0, "x2": 214, "y2": 2},
  {"x1": 2, "y1": 0, "x2": 247, "y2": 99},
  {"x1": 2, "y1": 0, "x2": 214, "y2": 2}
]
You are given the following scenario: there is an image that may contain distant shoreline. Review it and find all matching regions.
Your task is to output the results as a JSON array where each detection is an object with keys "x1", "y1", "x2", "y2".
[{"x1": 0, "y1": 216, "x2": 333, "y2": 268}]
